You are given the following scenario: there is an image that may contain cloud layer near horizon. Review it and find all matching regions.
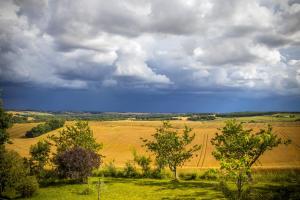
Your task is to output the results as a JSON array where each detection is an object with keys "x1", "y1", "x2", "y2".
[{"x1": 1, "y1": 0, "x2": 300, "y2": 97}]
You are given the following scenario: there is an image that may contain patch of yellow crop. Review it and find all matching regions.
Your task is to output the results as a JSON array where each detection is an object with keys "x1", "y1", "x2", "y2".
[{"x1": 7, "y1": 122, "x2": 40, "y2": 138}]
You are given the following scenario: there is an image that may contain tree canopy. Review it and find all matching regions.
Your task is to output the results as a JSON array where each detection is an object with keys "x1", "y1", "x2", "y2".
[
  {"x1": 55, "y1": 146, "x2": 101, "y2": 183},
  {"x1": 29, "y1": 140, "x2": 51, "y2": 175},
  {"x1": 49, "y1": 121, "x2": 102, "y2": 153},
  {"x1": 211, "y1": 120, "x2": 290, "y2": 199},
  {"x1": 142, "y1": 121, "x2": 201, "y2": 179},
  {"x1": 0, "y1": 99, "x2": 12, "y2": 149}
]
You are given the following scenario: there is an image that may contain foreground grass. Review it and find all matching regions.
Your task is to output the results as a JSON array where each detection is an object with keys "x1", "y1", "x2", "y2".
[
  {"x1": 21, "y1": 175, "x2": 300, "y2": 200},
  {"x1": 25, "y1": 178, "x2": 225, "y2": 200}
]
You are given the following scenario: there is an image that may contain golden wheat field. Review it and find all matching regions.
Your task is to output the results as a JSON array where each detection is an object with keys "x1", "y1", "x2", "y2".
[{"x1": 6, "y1": 120, "x2": 300, "y2": 169}]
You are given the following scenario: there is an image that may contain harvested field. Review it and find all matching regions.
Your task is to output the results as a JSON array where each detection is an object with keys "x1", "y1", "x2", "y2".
[{"x1": 6, "y1": 120, "x2": 300, "y2": 169}]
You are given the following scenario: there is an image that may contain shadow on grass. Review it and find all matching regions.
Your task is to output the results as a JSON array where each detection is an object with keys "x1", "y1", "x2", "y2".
[
  {"x1": 161, "y1": 191, "x2": 224, "y2": 200},
  {"x1": 101, "y1": 178, "x2": 223, "y2": 200},
  {"x1": 218, "y1": 181, "x2": 300, "y2": 200},
  {"x1": 100, "y1": 178, "x2": 217, "y2": 189},
  {"x1": 137, "y1": 180, "x2": 217, "y2": 191},
  {"x1": 37, "y1": 176, "x2": 300, "y2": 200},
  {"x1": 251, "y1": 183, "x2": 300, "y2": 200},
  {"x1": 39, "y1": 178, "x2": 87, "y2": 187}
]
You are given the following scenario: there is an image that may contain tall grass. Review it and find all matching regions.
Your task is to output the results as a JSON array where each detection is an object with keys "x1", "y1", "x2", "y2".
[{"x1": 252, "y1": 168, "x2": 300, "y2": 183}]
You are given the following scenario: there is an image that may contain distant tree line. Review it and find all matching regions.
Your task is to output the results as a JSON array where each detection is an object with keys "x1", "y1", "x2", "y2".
[
  {"x1": 187, "y1": 115, "x2": 216, "y2": 121},
  {"x1": 25, "y1": 119, "x2": 65, "y2": 138},
  {"x1": 9, "y1": 110, "x2": 300, "y2": 123},
  {"x1": 9, "y1": 112, "x2": 185, "y2": 122},
  {"x1": 216, "y1": 112, "x2": 278, "y2": 117},
  {"x1": 135, "y1": 115, "x2": 177, "y2": 121},
  {"x1": 11, "y1": 115, "x2": 28, "y2": 123}
]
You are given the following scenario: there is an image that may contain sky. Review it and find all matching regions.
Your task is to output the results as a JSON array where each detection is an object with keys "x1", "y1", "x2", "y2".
[{"x1": 0, "y1": 0, "x2": 300, "y2": 112}]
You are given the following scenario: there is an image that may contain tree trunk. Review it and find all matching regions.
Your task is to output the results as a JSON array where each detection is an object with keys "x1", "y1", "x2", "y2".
[
  {"x1": 236, "y1": 174, "x2": 243, "y2": 200},
  {"x1": 174, "y1": 166, "x2": 177, "y2": 180},
  {"x1": 246, "y1": 171, "x2": 253, "y2": 182}
]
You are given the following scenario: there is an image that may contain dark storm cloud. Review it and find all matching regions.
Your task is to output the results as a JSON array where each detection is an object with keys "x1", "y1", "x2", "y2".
[
  {"x1": 277, "y1": 7, "x2": 300, "y2": 35},
  {"x1": 255, "y1": 34, "x2": 292, "y2": 48},
  {"x1": 0, "y1": 0, "x2": 300, "y2": 97}
]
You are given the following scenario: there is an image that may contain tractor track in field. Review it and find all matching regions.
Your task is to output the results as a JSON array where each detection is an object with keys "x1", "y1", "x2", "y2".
[
  {"x1": 277, "y1": 130, "x2": 300, "y2": 149},
  {"x1": 9, "y1": 125, "x2": 34, "y2": 137},
  {"x1": 196, "y1": 133, "x2": 206, "y2": 167},
  {"x1": 257, "y1": 159, "x2": 263, "y2": 166},
  {"x1": 200, "y1": 134, "x2": 209, "y2": 168},
  {"x1": 102, "y1": 128, "x2": 124, "y2": 151}
]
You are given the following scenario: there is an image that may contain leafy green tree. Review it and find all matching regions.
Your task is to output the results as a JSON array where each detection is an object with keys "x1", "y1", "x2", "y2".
[
  {"x1": 0, "y1": 99, "x2": 12, "y2": 152},
  {"x1": 29, "y1": 140, "x2": 51, "y2": 175},
  {"x1": 17, "y1": 176, "x2": 39, "y2": 198},
  {"x1": 47, "y1": 119, "x2": 65, "y2": 130},
  {"x1": 0, "y1": 97, "x2": 38, "y2": 198},
  {"x1": 142, "y1": 121, "x2": 201, "y2": 180},
  {"x1": 211, "y1": 120, "x2": 290, "y2": 199},
  {"x1": 0, "y1": 150, "x2": 38, "y2": 198},
  {"x1": 49, "y1": 121, "x2": 102, "y2": 153},
  {"x1": 48, "y1": 121, "x2": 102, "y2": 182}
]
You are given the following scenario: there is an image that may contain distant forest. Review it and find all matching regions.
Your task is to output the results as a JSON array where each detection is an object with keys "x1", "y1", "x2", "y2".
[{"x1": 8, "y1": 110, "x2": 300, "y2": 123}]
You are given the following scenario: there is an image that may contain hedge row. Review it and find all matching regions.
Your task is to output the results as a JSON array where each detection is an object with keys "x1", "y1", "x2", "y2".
[{"x1": 25, "y1": 119, "x2": 65, "y2": 138}]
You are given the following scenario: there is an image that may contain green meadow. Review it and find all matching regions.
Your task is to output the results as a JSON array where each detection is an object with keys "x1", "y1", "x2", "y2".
[{"x1": 22, "y1": 171, "x2": 300, "y2": 200}]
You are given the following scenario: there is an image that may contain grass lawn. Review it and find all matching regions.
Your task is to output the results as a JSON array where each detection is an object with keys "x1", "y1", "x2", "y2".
[
  {"x1": 22, "y1": 176, "x2": 300, "y2": 200},
  {"x1": 24, "y1": 178, "x2": 225, "y2": 200}
]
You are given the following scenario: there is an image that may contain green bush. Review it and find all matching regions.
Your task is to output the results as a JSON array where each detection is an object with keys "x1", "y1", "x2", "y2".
[
  {"x1": 17, "y1": 176, "x2": 39, "y2": 198},
  {"x1": 25, "y1": 119, "x2": 65, "y2": 138},
  {"x1": 199, "y1": 169, "x2": 219, "y2": 180},
  {"x1": 179, "y1": 172, "x2": 197, "y2": 180},
  {"x1": 149, "y1": 169, "x2": 172, "y2": 179},
  {"x1": 92, "y1": 161, "x2": 125, "y2": 178},
  {"x1": 47, "y1": 119, "x2": 65, "y2": 130},
  {"x1": 1, "y1": 187, "x2": 18, "y2": 199},
  {"x1": 103, "y1": 161, "x2": 118, "y2": 177},
  {"x1": 92, "y1": 169, "x2": 103, "y2": 177},
  {"x1": 0, "y1": 150, "x2": 38, "y2": 198},
  {"x1": 149, "y1": 168, "x2": 163, "y2": 179},
  {"x1": 133, "y1": 151, "x2": 152, "y2": 177},
  {"x1": 123, "y1": 161, "x2": 139, "y2": 178},
  {"x1": 93, "y1": 166, "x2": 175, "y2": 179},
  {"x1": 37, "y1": 169, "x2": 58, "y2": 186}
]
